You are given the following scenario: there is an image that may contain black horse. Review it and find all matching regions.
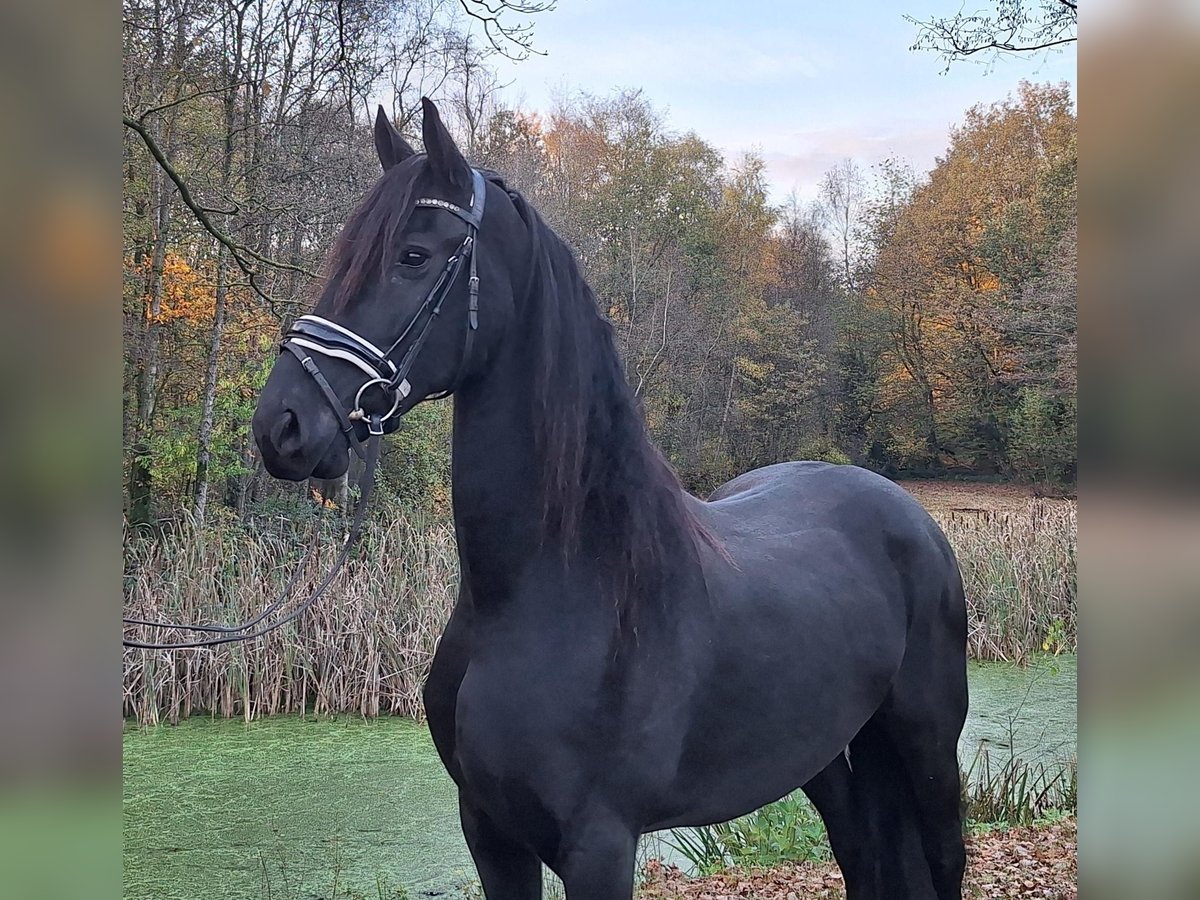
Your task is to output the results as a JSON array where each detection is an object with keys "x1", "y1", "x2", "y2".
[{"x1": 252, "y1": 98, "x2": 968, "y2": 900}]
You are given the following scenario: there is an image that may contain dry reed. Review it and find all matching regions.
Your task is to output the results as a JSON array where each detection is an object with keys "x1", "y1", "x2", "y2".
[
  {"x1": 934, "y1": 500, "x2": 1077, "y2": 664},
  {"x1": 123, "y1": 498, "x2": 1076, "y2": 722},
  {"x1": 123, "y1": 511, "x2": 458, "y2": 725}
]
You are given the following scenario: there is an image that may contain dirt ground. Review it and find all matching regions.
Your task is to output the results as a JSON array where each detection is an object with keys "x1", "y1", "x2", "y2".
[
  {"x1": 640, "y1": 819, "x2": 1078, "y2": 899},
  {"x1": 893, "y1": 480, "x2": 1065, "y2": 514}
]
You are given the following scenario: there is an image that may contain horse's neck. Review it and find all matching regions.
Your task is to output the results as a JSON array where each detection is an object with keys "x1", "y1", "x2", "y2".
[
  {"x1": 449, "y1": 279, "x2": 691, "y2": 611},
  {"x1": 449, "y1": 327, "x2": 643, "y2": 598},
  {"x1": 449, "y1": 345, "x2": 547, "y2": 594}
]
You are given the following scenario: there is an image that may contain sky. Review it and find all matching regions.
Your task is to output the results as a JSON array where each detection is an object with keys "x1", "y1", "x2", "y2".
[{"x1": 486, "y1": 0, "x2": 1077, "y2": 205}]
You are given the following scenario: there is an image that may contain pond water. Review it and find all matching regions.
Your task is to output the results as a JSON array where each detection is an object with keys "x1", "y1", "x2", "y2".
[{"x1": 123, "y1": 656, "x2": 1075, "y2": 899}]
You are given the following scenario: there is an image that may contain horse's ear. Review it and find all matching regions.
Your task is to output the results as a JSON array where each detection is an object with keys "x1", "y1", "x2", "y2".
[
  {"x1": 420, "y1": 97, "x2": 472, "y2": 193},
  {"x1": 374, "y1": 105, "x2": 416, "y2": 171}
]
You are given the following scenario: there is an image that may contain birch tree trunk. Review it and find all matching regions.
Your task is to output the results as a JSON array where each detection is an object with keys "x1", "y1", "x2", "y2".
[
  {"x1": 128, "y1": 0, "x2": 172, "y2": 525},
  {"x1": 193, "y1": 0, "x2": 246, "y2": 523}
]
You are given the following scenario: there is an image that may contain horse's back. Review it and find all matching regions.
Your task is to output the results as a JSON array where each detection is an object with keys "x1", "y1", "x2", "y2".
[
  {"x1": 701, "y1": 461, "x2": 956, "y2": 582},
  {"x1": 708, "y1": 460, "x2": 923, "y2": 519}
]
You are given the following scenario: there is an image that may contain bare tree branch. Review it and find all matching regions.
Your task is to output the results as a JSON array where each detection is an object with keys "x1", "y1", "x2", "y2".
[
  {"x1": 124, "y1": 113, "x2": 318, "y2": 311},
  {"x1": 906, "y1": 0, "x2": 1077, "y2": 71},
  {"x1": 458, "y1": 0, "x2": 556, "y2": 60},
  {"x1": 131, "y1": 81, "x2": 255, "y2": 123}
]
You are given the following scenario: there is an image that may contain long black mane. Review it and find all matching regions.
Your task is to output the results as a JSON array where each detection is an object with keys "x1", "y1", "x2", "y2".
[{"x1": 506, "y1": 188, "x2": 716, "y2": 620}]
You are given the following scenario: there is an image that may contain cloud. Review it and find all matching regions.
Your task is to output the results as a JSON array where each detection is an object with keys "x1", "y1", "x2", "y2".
[{"x1": 735, "y1": 121, "x2": 953, "y2": 203}]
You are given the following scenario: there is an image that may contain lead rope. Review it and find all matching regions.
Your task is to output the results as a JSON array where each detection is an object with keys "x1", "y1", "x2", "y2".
[{"x1": 122, "y1": 418, "x2": 383, "y2": 650}]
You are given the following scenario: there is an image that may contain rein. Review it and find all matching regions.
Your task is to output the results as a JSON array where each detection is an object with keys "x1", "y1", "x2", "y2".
[
  {"x1": 121, "y1": 168, "x2": 487, "y2": 650},
  {"x1": 122, "y1": 433, "x2": 382, "y2": 650}
]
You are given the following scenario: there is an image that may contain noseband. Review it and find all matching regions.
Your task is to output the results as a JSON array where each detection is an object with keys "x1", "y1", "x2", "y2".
[{"x1": 282, "y1": 166, "x2": 486, "y2": 450}]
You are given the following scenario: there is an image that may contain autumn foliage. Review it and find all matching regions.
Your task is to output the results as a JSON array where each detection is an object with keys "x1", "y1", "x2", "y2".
[{"x1": 125, "y1": 23, "x2": 1075, "y2": 525}]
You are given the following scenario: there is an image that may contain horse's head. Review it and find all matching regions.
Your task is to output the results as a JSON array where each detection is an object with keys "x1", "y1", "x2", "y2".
[{"x1": 252, "y1": 98, "x2": 527, "y2": 480}]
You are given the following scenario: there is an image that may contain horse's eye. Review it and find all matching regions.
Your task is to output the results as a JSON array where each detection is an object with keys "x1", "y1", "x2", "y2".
[{"x1": 399, "y1": 249, "x2": 429, "y2": 268}]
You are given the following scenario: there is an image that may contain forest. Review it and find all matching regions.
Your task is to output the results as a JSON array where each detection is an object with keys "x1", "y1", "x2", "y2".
[{"x1": 122, "y1": 0, "x2": 1077, "y2": 527}]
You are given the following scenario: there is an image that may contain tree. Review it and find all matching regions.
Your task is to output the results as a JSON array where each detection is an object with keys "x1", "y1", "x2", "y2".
[
  {"x1": 907, "y1": 0, "x2": 1077, "y2": 71},
  {"x1": 853, "y1": 157, "x2": 945, "y2": 470},
  {"x1": 817, "y1": 159, "x2": 865, "y2": 292},
  {"x1": 1009, "y1": 386, "x2": 1075, "y2": 485},
  {"x1": 841, "y1": 83, "x2": 1076, "y2": 481}
]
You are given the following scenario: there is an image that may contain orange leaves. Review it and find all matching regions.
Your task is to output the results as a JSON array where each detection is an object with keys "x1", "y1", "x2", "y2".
[
  {"x1": 126, "y1": 251, "x2": 215, "y2": 324},
  {"x1": 309, "y1": 487, "x2": 338, "y2": 509},
  {"x1": 154, "y1": 253, "x2": 213, "y2": 323},
  {"x1": 975, "y1": 270, "x2": 1003, "y2": 294},
  {"x1": 127, "y1": 251, "x2": 276, "y2": 340}
]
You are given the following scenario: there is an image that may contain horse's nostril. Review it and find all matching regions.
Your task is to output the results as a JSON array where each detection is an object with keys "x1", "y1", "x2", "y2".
[{"x1": 271, "y1": 408, "x2": 302, "y2": 453}]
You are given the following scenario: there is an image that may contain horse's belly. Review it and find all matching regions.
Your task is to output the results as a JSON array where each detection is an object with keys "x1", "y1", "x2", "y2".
[{"x1": 653, "y1": 585, "x2": 906, "y2": 828}]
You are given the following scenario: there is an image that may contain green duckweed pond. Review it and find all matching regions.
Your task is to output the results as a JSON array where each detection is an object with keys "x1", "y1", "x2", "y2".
[{"x1": 123, "y1": 655, "x2": 1075, "y2": 898}]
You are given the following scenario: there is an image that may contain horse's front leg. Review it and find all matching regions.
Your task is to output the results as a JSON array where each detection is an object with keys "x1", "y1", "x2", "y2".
[
  {"x1": 552, "y1": 814, "x2": 637, "y2": 900},
  {"x1": 460, "y1": 799, "x2": 543, "y2": 900}
]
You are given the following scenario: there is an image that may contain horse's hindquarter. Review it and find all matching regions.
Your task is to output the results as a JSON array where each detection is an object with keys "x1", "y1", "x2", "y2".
[{"x1": 652, "y1": 462, "x2": 956, "y2": 829}]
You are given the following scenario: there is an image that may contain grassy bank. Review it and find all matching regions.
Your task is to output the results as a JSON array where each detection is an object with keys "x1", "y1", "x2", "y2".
[
  {"x1": 123, "y1": 493, "x2": 1076, "y2": 722},
  {"x1": 664, "y1": 747, "x2": 1076, "y2": 876}
]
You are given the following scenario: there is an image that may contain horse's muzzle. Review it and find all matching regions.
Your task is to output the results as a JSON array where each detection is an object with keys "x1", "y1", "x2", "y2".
[{"x1": 252, "y1": 395, "x2": 349, "y2": 482}]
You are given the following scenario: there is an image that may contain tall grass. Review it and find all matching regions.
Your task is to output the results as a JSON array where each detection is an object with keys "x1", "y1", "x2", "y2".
[
  {"x1": 123, "y1": 498, "x2": 1076, "y2": 722},
  {"x1": 666, "y1": 794, "x2": 831, "y2": 876},
  {"x1": 123, "y1": 510, "x2": 458, "y2": 724},
  {"x1": 935, "y1": 501, "x2": 1077, "y2": 663},
  {"x1": 963, "y1": 747, "x2": 1078, "y2": 829}
]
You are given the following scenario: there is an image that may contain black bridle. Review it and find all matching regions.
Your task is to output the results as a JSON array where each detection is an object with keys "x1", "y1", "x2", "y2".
[
  {"x1": 284, "y1": 166, "x2": 486, "y2": 451},
  {"x1": 122, "y1": 168, "x2": 487, "y2": 650}
]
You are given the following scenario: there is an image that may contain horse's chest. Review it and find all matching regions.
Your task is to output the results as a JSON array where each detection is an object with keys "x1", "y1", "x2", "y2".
[
  {"x1": 449, "y1": 636, "x2": 689, "y2": 837},
  {"x1": 447, "y1": 656, "x2": 594, "y2": 849}
]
